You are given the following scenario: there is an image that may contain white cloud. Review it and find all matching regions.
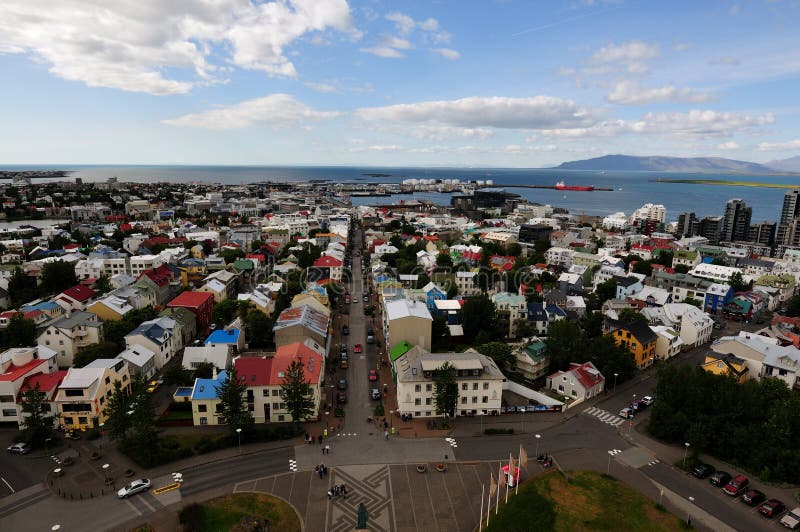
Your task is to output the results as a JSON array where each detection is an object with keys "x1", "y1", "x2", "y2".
[
  {"x1": 360, "y1": 46, "x2": 405, "y2": 58},
  {"x1": 606, "y1": 81, "x2": 716, "y2": 105},
  {"x1": 0, "y1": 0, "x2": 357, "y2": 95},
  {"x1": 355, "y1": 96, "x2": 597, "y2": 130},
  {"x1": 162, "y1": 94, "x2": 339, "y2": 129},
  {"x1": 758, "y1": 139, "x2": 800, "y2": 151},
  {"x1": 717, "y1": 141, "x2": 740, "y2": 150},
  {"x1": 431, "y1": 48, "x2": 461, "y2": 60},
  {"x1": 385, "y1": 12, "x2": 416, "y2": 35},
  {"x1": 304, "y1": 82, "x2": 338, "y2": 93},
  {"x1": 588, "y1": 40, "x2": 659, "y2": 73},
  {"x1": 541, "y1": 110, "x2": 774, "y2": 140}
]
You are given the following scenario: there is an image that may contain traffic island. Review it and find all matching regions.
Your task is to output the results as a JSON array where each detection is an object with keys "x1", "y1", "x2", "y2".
[{"x1": 416, "y1": 464, "x2": 427, "y2": 473}]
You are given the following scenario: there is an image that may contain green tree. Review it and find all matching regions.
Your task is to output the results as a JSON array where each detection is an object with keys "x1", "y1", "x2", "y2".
[
  {"x1": 213, "y1": 299, "x2": 239, "y2": 325},
  {"x1": 632, "y1": 260, "x2": 653, "y2": 276},
  {"x1": 683, "y1": 297, "x2": 702, "y2": 308},
  {"x1": 126, "y1": 378, "x2": 159, "y2": 463},
  {"x1": 216, "y1": 367, "x2": 253, "y2": 435},
  {"x1": 461, "y1": 294, "x2": 497, "y2": 342},
  {"x1": 674, "y1": 264, "x2": 690, "y2": 274},
  {"x1": 194, "y1": 361, "x2": 215, "y2": 379},
  {"x1": 162, "y1": 364, "x2": 193, "y2": 386},
  {"x1": 8, "y1": 267, "x2": 39, "y2": 307},
  {"x1": 513, "y1": 318, "x2": 536, "y2": 339},
  {"x1": 280, "y1": 359, "x2": 316, "y2": 424},
  {"x1": 19, "y1": 383, "x2": 54, "y2": 447},
  {"x1": 73, "y1": 341, "x2": 120, "y2": 368},
  {"x1": 103, "y1": 380, "x2": 132, "y2": 442},
  {"x1": 618, "y1": 308, "x2": 647, "y2": 324},
  {"x1": 2, "y1": 315, "x2": 37, "y2": 348},
  {"x1": 729, "y1": 271, "x2": 748, "y2": 293},
  {"x1": 245, "y1": 310, "x2": 273, "y2": 348},
  {"x1": 436, "y1": 253, "x2": 453, "y2": 270},
  {"x1": 594, "y1": 279, "x2": 617, "y2": 304},
  {"x1": 432, "y1": 361, "x2": 458, "y2": 418},
  {"x1": 219, "y1": 248, "x2": 245, "y2": 264},
  {"x1": 40, "y1": 260, "x2": 78, "y2": 294},
  {"x1": 431, "y1": 316, "x2": 451, "y2": 348},
  {"x1": 477, "y1": 342, "x2": 514, "y2": 368},
  {"x1": 95, "y1": 273, "x2": 112, "y2": 294},
  {"x1": 787, "y1": 295, "x2": 800, "y2": 317},
  {"x1": 545, "y1": 320, "x2": 587, "y2": 372}
]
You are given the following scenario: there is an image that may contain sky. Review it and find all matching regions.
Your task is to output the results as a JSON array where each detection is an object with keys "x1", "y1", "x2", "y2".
[{"x1": 1, "y1": 0, "x2": 800, "y2": 167}]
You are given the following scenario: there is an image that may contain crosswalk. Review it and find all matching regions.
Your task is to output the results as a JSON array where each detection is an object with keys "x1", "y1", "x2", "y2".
[
  {"x1": 583, "y1": 406, "x2": 626, "y2": 427},
  {"x1": 445, "y1": 437, "x2": 458, "y2": 449}
]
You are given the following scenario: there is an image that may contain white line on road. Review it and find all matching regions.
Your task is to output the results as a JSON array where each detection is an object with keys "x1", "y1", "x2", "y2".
[
  {"x1": 124, "y1": 498, "x2": 143, "y2": 516},
  {"x1": 1, "y1": 477, "x2": 14, "y2": 493}
]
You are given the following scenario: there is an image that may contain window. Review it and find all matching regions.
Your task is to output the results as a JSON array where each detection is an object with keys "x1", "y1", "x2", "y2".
[
  {"x1": 462, "y1": 383, "x2": 468, "y2": 391},
  {"x1": 472, "y1": 383, "x2": 478, "y2": 390},
  {"x1": 198, "y1": 404, "x2": 207, "y2": 412},
  {"x1": 415, "y1": 411, "x2": 421, "y2": 417},
  {"x1": 105, "y1": 376, "x2": 110, "y2": 384},
  {"x1": 472, "y1": 396, "x2": 477, "y2": 404},
  {"x1": 483, "y1": 382, "x2": 489, "y2": 390},
  {"x1": 425, "y1": 384, "x2": 432, "y2": 392},
  {"x1": 199, "y1": 417, "x2": 207, "y2": 425},
  {"x1": 272, "y1": 389, "x2": 279, "y2": 396},
  {"x1": 248, "y1": 404, "x2": 254, "y2": 411},
  {"x1": 65, "y1": 389, "x2": 83, "y2": 397},
  {"x1": 425, "y1": 398, "x2": 431, "y2": 405},
  {"x1": 262, "y1": 389, "x2": 269, "y2": 397},
  {"x1": 2, "y1": 409, "x2": 17, "y2": 417},
  {"x1": 571, "y1": 390, "x2": 578, "y2": 397},
  {"x1": 425, "y1": 411, "x2": 431, "y2": 417},
  {"x1": 415, "y1": 384, "x2": 421, "y2": 392},
  {"x1": 461, "y1": 397, "x2": 467, "y2": 404},
  {"x1": 278, "y1": 415, "x2": 285, "y2": 422},
  {"x1": 59, "y1": 340, "x2": 64, "y2": 346},
  {"x1": 558, "y1": 384, "x2": 564, "y2": 392},
  {"x1": 78, "y1": 417, "x2": 88, "y2": 425},
  {"x1": 98, "y1": 397, "x2": 104, "y2": 405},
  {"x1": 415, "y1": 398, "x2": 421, "y2": 406},
  {"x1": 482, "y1": 396, "x2": 488, "y2": 403}
]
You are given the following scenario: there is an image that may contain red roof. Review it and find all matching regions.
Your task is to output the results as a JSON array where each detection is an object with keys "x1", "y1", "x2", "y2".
[
  {"x1": 64, "y1": 244, "x2": 80, "y2": 250},
  {"x1": 168, "y1": 291, "x2": 214, "y2": 308},
  {"x1": 631, "y1": 244, "x2": 655, "y2": 252},
  {"x1": 19, "y1": 370, "x2": 68, "y2": 394},
  {"x1": 570, "y1": 362, "x2": 605, "y2": 389},
  {"x1": 462, "y1": 250, "x2": 482, "y2": 261},
  {"x1": 120, "y1": 223, "x2": 133, "y2": 232},
  {"x1": 0, "y1": 310, "x2": 41, "y2": 320},
  {"x1": 60, "y1": 285, "x2": 97, "y2": 302},
  {"x1": 234, "y1": 356, "x2": 273, "y2": 387},
  {"x1": 313, "y1": 255, "x2": 343, "y2": 268},
  {"x1": 0, "y1": 358, "x2": 47, "y2": 383},
  {"x1": 246, "y1": 253, "x2": 265, "y2": 262},
  {"x1": 271, "y1": 343, "x2": 323, "y2": 386},
  {"x1": 138, "y1": 264, "x2": 173, "y2": 287}
]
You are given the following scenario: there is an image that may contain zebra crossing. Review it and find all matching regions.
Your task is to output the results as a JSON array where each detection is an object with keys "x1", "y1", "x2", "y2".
[{"x1": 583, "y1": 406, "x2": 626, "y2": 427}]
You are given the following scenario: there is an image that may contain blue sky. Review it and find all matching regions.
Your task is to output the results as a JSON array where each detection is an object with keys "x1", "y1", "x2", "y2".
[{"x1": 1, "y1": 0, "x2": 800, "y2": 166}]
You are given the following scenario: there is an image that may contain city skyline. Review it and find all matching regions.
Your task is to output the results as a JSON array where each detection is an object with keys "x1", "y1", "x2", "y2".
[{"x1": 1, "y1": 1, "x2": 800, "y2": 166}]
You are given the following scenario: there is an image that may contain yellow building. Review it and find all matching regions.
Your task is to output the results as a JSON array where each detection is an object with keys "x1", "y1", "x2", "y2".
[
  {"x1": 86, "y1": 295, "x2": 134, "y2": 321},
  {"x1": 701, "y1": 353, "x2": 749, "y2": 383},
  {"x1": 608, "y1": 320, "x2": 658, "y2": 369},
  {"x1": 178, "y1": 258, "x2": 207, "y2": 288},
  {"x1": 55, "y1": 359, "x2": 130, "y2": 430}
]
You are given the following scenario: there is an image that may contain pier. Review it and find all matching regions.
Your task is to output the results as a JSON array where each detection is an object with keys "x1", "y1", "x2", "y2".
[{"x1": 475, "y1": 183, "x2": 614, "y2": 191}]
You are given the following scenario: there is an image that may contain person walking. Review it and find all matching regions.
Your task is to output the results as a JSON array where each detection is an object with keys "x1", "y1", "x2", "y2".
[
  {"x1": 325, "y1": 444, "x2": 331, "y2": 454},
  {"x1": 384, "y1": 429, "x2": 389, "y2": 440},
  {"x1": 327, "y1": 489, "x2": 332, "y2": 500}
]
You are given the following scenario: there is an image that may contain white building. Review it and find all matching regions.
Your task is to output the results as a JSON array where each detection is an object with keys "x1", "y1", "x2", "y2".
[
  {"x1": 545, "y1": 247, "x2": 574, "y2": 269},
  {"x1": 688, "y1": 263, "x2": 745, "y2": 284},
  {"x1": 602, "y1": 212, "x2": 629, "y2": 231},
  {"x1": 629, "y1": 203, "x2": 666, "y2": 224},
  {"x1": 650, "y1": 325, "x2": 684, "y2": 360},
  {"x1": 546, "y1": 361, "x2": 605, "y2": 402}
]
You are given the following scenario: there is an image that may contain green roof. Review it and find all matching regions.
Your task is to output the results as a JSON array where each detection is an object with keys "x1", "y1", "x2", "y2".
[
  {"x1": 233, "y1": 259, "x2": 254, "y2": 271},
  {"x1": 389, "y1": 341, "x2": 413, "y2": 362},
  {"x1": 523, "y1": 341, "x2": 548, "y2": 361}
]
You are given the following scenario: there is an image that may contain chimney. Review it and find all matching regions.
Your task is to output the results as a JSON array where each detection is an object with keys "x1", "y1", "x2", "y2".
[{"x1": 212, "y1": 366, "x2": 218, "y2": 379}]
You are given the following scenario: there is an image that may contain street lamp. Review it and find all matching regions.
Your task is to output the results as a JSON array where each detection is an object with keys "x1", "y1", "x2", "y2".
[
  {"x1": 389, "y1": 410, "x2": 394, "y2": 433},
  {"x1": 683, "y1": 442, "x2": 691, "y2": 466},
  {"x1": 521, "y1": 406, "x2": 525, "y2": 433},
  {"x1": 45, "y1": 437, "x2": 52, "y2": 453},
  {"x1": 236, "y1": 428, "x2": 242, "y2": 453},
  {"x1": 325, "y1": 411, "x2": 330, "y2": 436},
  {"x1": 687, "y1": 496, "x2": 695, "y2": 526},
  {"x1": 607, "y1": 450, "x2": 614, "y2": 474},
  {"x1": 613, "y1": 373, "x2": 618, "y2": 391},
  {"x1": 535, "y1": 434, "x2": 541, "y2": 457},
  {"x1": 102, "y1": 463, "x2": 111, "y2": 486}
]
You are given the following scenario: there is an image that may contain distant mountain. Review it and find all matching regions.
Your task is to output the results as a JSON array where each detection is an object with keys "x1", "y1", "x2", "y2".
[
  {"x1": 554, "y1": 154, "x2": 783, "y2": 174},
  {"x1": 767, "y1": 155, "x2": 800, "y2": 173}
]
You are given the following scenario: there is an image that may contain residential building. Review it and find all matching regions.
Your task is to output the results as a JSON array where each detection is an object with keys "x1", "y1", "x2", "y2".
[
  {"x1": 0, "y1": 346, "x2": 59, "y2": 426},
  {"x1": 701, "y1": 353, "x2": 749, "y2": 383},
  {"x1": 650, "y1": 325, "x2": 684, "y2": 360},
  {"x1": 455, "y1": 270, "x2": 480, "y2": 296},
  {"x1": 394, "y1": 347, "x2": 505, "y2": 418},
  {"x1": 492, "y1": 292, "x2": 528, "y2": 338},
  {"x1": 37, "y1": 311, "x2": 103, "y2": 368},
  {"x1": 711, "y1": 334, "x2": 800, "y2": 389},
  {"x1": 546, "y1": 361, "x2": 605, "y2": 401},
  {"x1": 124, "y1": 318, "x2": 178, "y2": 370},
  {"x1": 182, "y1": 345, "x2": 231, "y2": 372},
  {"x1": 382, "y1": 298, "x2": 433, "y2": 351},
  {"x1": 781, "y1": 190, "x2": 800, "y2": 225},
  {"x1": 545, "y1": 247, "x2": 573, "y2": 269},
  {"x1": 615, "y1": 275, "x2": 644, "y2": 299},
  {"x1": 722, "y1": 199, "x2": 752, "y2": 243},
  {"x1": 421, "y1": 282, "x2": 447, "y2": 313},
  {"x1": 18, "y1": 370, "x2": 68, "y2": 429},
  {"x1": 205, "y1": 328, "x2": 245, "y2": 353},
  {"x1": 55, "y1": 359, "x2": 130, "y2": 430},
  {"x1": 87, "y1": 294, "x2": 134, "y2": 321},
  {"x1": 525, "y1": 302, "x2": 566, "y2": 335},
  {"x1": 190, "y1": 369, "x2": 227, "y2": 426},
  {"x1": 159, "y1": 306, "x2": 197, "y2": 350},
  {"x1": 54, "y1": 285, "x2": 97, "y2": 312},
  {"x1": 167, "y1": 291, "x2": 214, "y2": 335},
  {"x1": 512, "y1": 339, "x2": 550, "y2": 381},
  {"x1": 273, "y1": 304, "x2": 330, "y2": 348},
  {"x1": 607, "y1": 319, "x2": 658, "y2": 369},
  {"x1": 117, "y1": 344, "x2": 156, "y2": 380}
]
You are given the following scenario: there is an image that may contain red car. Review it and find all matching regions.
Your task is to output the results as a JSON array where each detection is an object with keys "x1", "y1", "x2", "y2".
[
  {"x1": 368, "y1": 369, "x2": 378, "y2": 381},
  {"x1": 758, "y1": 499, "x2": 785, "y2": 518},
  {"x1": 722, "y1": 475, "x2": 749, "y2": 496},
  {"x1": 353, "y1": 344, "x2": 363, "y2": 354}
]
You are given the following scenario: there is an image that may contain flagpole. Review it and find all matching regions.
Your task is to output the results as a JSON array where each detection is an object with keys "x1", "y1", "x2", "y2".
[
  {"x1": 505, "y1": 453, "x2": 510, "y2": 503},
  {"x1": 486, "y1": 482, "x2": 491, "y2": 527},
  {"x1": 516, "y1": 445, "x2": 521, "y2": 495},
  {"x1": 479, "y1": 483, "x2": 484, "y2": 531},
  {"x1": 496, "y1": 466, "x2": 500, "y2": 514}
]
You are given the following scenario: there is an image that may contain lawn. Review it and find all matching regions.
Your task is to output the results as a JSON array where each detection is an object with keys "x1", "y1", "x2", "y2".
[
  {"x1": 486, "y1": 470, "x2": 684, "y2": 532},
  {"x1": 201, "y1": 493, "x2": 301, "y2": 532}
]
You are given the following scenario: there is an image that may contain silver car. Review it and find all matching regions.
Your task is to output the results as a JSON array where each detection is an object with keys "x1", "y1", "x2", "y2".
[
  {"x1": 7, "y1": 442, "x2": 31, "y2": 454},
  {"x1": 118, "y1": 478, "x2": 151, "y2": 498}
]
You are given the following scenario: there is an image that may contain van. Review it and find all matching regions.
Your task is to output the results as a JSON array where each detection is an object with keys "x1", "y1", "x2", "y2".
[{"x1": 780, "y1": 507, "x2": 800, "y2": 529}]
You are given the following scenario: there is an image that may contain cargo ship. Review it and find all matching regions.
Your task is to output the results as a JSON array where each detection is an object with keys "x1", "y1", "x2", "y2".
[{"x1": 555, "y1": 180, "x2": 594, "y2": 191}]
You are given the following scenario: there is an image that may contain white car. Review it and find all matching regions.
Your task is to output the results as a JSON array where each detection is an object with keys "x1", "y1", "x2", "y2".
[
  {"x1": 619, "y1": 407, "x2": 634, "y2": 419},
  {"x1": 7, "y1": 442, "x2": 31, "y2": 454},
  {"x1": 117, "y1": 478, "x2": 151, "y2": 498},
  {"x1": 641, "y1": 396, "x2": 655, "y2": 406}
]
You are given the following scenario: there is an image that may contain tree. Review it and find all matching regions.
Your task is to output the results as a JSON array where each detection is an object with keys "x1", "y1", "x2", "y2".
[
  {"x1": 432, "y1": 361, "x2": 458, "y2": 418},
  {"x1": 431, "y1": 316, "x2": 451, "y2": 348},
  {"x1": 19, "y1": 383, "x2": 54, "y2": 447},
  {"x1": 95, "y1": 274, "x2": 112, "y2": 294},
  {"x1": 73, "y1": 341, "x2": 120, "y2": 368},
  {"x1": 280, "y1": 359, "x2": 316, "y2": 424},
  {"x1": 40, "y1": 260, "x2": 78, "y2": 294},
  {"x1": 514, "y1": 318, "x2": 535, "y2": 339},
  {"x1": 683, "y1": 297, "x2": 702, "y2": 308},
  {"x1": 126, "y1": 377, "x2": 159, "y2": 462},
  {"x1": 461, "y1": 294, "x2": 497, "y2": 342},
  {"x1": 787, "y1": 295, "x2": 800, "y2": 317},
  {"x1": 219, "y1": 247, "x2": 245, "y2": 264},
  {"x1": 436, "y1": 253, "x2": 453, "y2": 270},
  {"x1": 477, "y1": 342, "x2": 515, "y2": 368},
  {"x1": 2, "y1": 315, "x2": 36, "y2": 348},
  {"x1": 594, "y1": 279, "x2": 617, "y2": 304},
  {"x1": 618, "y1": 308, "x2": 647, "y2": 324},
  {"x1": 245, "y1": 310, "x2": 273, "y2": 348},
  {"x1": 632, "y1": 260, "x2": 653, "y2": 276},
  {"x1": 163, "y1": 364, "x2": 193, "y2": 386},
  {"x1": 103, "y1": 380, "x2": 132, "y2": 442},
  {"x1": 729, "y1": 271, "x2": 748, "y2": 293},
  {"x1": 216, "y1": 367, "x2": 253, "y2": 435},
  {"x1": 545, "y1": 320, "x2": 587, "y2": 372},
  {"x1": 8, "y1": 267, "x2": 39, "y2": 307},
  {"x1": 674, "y1": 264, "x2": 690, "y2": 274},
  {"x1": 194, "y1": 361, "x2": 215, "y2": 379},
  {"x1": 213, "y1": 299, "x2": 239, "y2": 326}
]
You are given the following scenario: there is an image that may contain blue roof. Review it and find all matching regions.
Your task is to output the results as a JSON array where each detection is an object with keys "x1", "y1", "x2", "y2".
[
  {"x1": 191, "y1": 370, "x2": 227, "y2": 400},
  {"x1": 23, "y1": 301, "x2": 60, "y2": 311},
  {"x1": 546, "y1": 304, "x2": 566, "y2": 317},
  {"x1": 205, "y1": 329, "x2": 241, "y2": 345},
  {"x1": 175, "y1": 386, "x2": 193, "y2": 397},
  {"x1": 527, "y1": 302, "x2": 546, "y2": 320}
]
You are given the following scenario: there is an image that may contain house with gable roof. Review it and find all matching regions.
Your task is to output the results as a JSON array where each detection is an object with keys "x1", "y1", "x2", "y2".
[
  {"x1": 124, "y1": 317, "x2": 178, "y2": 370},
  {"x1": 546, "y1": 361, "x2": 605, "y2": 401}
]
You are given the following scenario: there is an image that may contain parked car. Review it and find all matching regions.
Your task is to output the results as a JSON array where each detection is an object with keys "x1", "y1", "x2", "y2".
[
  {"x1": 338, "y1": 378, "x2": 347, "y2": 390},
  {"x1": 710, "y1": 470, "x2": 731, "y2": 487},
  {"x1": 742, "y1": 489, "x2": 765, "y2": 506},
  {"x1": 366, "y1": 328, "x2": 375, "y2": 344},
  {"x1": 640, "y1": 396, "x2": 654, "y2": 406},
  {"x1": 340, "y1": 356, "x2": 349, "y2": 369},
  {"x1": 631, "y1": 400, "x2": 646, "y2": 412},
  {"x1": 353, "y1": 344, "x2": 363, "y2": 354},
  {"x1": 722, "y1": 475, "x2": 749, "y2": 496},
  {"x1": 368, "y1": 369, "x2": 378, "y2": 381},
  {"x1": 146, "y1": 380, "x2": 159, "y2": 393},
  {"x1": 780, "y1": 507, "x2": 800, "y2": 529},
  {"x1": 337, "y1": 391, "x2": 347, "y2": 403},
  {"x1": 619, "y1": 407, "x2": 634, "y2": 419},
  {"x1": 7, "y1": 442, "x2": 31, "y2": 454},
  {"x1": 691, "y1": 463, "x2": 715, "y2": 479},
  {"x1": 759, "y1": 499, "x2": 786, "y2": 518},
  {"x1": 342, "y1": 325, "x2": 349, "y2": 336},
  {"x1": 371, "y1": 388, "x2": 381, "y2": 400},
  {"x1": 117, "y1": 478, "x2": 151, "y2": 498}
]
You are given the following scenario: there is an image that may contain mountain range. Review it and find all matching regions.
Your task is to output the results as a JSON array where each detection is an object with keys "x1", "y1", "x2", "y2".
[{"x1": 554, "y1": 154, "x2": 800, "y2": 174}]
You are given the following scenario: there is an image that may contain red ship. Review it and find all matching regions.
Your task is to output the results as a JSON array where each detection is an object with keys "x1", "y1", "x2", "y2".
[{"x1": 555, "y1": 180, "x2": 594, "y2": 191}]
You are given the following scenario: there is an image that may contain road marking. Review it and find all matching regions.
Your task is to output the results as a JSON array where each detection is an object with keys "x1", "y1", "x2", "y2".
[
  {"x1": 124, "y1": 498, "x2": 143, "y2": 516},
  {"x1": 289, "y1": 459, "x2": 298, "y2": 472},
  {"x1": 1, "y1": 477, "x2": 14, "y2": 493},
  {"x1": 139, "y1": 494, "x2": 157, "y2": 513},
  {"x1": 609, "y1": 449, "x2": 623, "y2": 455}
]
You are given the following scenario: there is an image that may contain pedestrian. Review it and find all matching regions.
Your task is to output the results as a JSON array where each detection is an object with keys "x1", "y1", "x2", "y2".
[
  {"x1": 325, "y1": 444, "x2": 330, "y2": 454},
  {"x1": 327, "y1": 490, "x2": 332, "y2": 500},
  {"x1": 383, "y1": 419, "x2": 388, "y2": 429},
  {"x1": 342, "y1": 484, "x2": 348, "y2": 498},
  {"x1": 318, "y1": 434, "x2": 323, "y2": 445},
  {"x1": 334, "y1": 485, "x2": 340, "y2": 496},
  {"x1": 384, "y1": 429, "x2": 389, "y2": 440},
  {"x1": 314, "y1": 465, "x2": 319, "y2": 475},
  {"x1": 323, "y1": 465, "x2": 328, "y2": 476}
]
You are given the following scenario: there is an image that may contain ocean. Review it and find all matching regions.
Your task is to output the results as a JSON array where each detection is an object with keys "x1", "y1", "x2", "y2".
[{"x1": 2, "y1": 164, "x2": 797, "y2": 222}]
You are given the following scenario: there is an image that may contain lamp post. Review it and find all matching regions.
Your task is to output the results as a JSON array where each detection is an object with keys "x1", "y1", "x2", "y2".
[
  {"x1": 45, "y1": 437, "x2": 52, "y2": 454},
  {"x1": 687, "y1": 496, "x2": 695, "y2": 525},
  {"x1": 683, "y1": 442, "x2": 691, "y2": 466},
  {"x1": 607, "y1": 450, "x2": 614, "y2": 474},
  {"x1": 389, "y1": 410, "x2": 394, "y2": 433},
  {"x1": 535, "y1": 434, "x2": 541, "y2": 457},
  {"x1": 613, "y1": 373, "x2": 618, "y2": 391},
  {"x1": 102, "y1": 463, "x2": 110, "y2": 486},
  {"x1": 521, "y1": 406, "x2": 525, "y2": 433},
  {"x1": 236, "y1": 428, "x2": 242, "y2": 453},
  {"x1": 325, "y1": 411, "x2": 330, "y2": 436}
]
